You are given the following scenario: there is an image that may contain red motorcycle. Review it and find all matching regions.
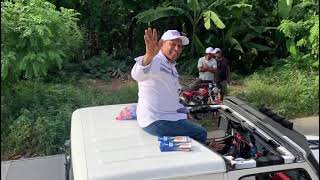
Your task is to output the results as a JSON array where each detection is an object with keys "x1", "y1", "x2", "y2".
[{"x1": 179, "y1": 81, "x2": 221, "y2": 106}]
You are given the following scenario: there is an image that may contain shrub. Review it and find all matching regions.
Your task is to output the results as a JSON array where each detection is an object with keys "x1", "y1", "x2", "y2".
[
  {"x1": 67, "y1": 51, "x2": 113, "y2": 81},
  {"x1": 1, "y1": 0, "x2": 82, "y2": 83},
  {"x1": 236, "y1": 67, "x2": 319, "y2": 118},
  {"x1": 278, "y1": 14, "x2": 319, "y2": 71},
  {"x1": 1, "y1": 80, "x2": 138, "y2": 160},
  {"x1": 45, "y1": 50, "x2": 137, "y2": 83}
]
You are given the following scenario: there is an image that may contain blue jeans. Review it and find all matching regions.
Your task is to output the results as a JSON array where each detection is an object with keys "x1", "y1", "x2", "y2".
[{"x1": 143, "y1": 119, "x2": 207, "y2": 144}]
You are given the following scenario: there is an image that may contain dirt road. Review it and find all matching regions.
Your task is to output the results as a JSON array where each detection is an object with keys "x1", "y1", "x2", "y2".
[{"x1": 290, "y1": 116, "x2": 319, "y2": 136}]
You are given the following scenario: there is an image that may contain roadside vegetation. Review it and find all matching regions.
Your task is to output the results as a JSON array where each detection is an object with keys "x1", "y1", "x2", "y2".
[
  {"x1": 1, "y1": 0, "x2": 318, "y2": 160},
  {"x1": 230, "y1": 66, "x2": 319, "y2": 119},
  {"x1": 1, "y1": 80, "x2": 138, "y2": 160}
]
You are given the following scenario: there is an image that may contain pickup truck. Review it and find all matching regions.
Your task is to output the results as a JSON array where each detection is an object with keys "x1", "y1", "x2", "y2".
[{"x1": 69, "y1": 96, "x2": 319, "y2": 180}]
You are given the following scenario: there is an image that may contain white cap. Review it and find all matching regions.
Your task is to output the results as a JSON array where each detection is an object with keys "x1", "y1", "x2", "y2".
[
  {"x1": 161, "y1": 30, "x2": 189, "y2": 45},
  {"x1": 205, "y1": 47, "x2": 214, "y2": 54},
  {"x1": 212, "y1": 48, "x2": 221, "y2": 54}
]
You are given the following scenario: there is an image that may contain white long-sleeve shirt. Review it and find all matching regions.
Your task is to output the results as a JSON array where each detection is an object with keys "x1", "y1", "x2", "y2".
[{"x1": 131, "y1": 50, "x2": 187, "y2": 127}]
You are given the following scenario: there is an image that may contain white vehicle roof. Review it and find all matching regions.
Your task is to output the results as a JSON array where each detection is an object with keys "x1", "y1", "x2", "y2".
[{"x1": 71, "y1": 103, "x2": 226, "y2": 180}]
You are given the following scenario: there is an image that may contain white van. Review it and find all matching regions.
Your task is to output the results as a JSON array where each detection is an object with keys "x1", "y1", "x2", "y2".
[{"x1": 69, "y1": 97, "x2": 319, "y2": 180}]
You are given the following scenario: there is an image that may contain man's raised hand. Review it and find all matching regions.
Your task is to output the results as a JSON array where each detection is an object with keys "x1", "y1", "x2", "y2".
[{"x1": 143, "y1": 28, "x2": 160, "y2": 66}]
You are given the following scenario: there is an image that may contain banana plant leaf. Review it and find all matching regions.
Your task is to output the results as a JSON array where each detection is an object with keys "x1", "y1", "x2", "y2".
[
  {"x1": 203, "y1": 10, "x2": 225, "y2": 29},
  {"x1": 229, "y1": 37, "x2": 243, "y2": 53},
  {"x1": 134, "y1": 6, "x2": 185, "y2": 24},
  {"x1": 187, "y1": 0, "x2": 200, "y2": 12},
  {"x1": 278, "y1": 0, "x2": 293, "y2": 19}
]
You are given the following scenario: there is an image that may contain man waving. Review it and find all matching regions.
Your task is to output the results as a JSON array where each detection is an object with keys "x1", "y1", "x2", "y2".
[{"x1": 131, "y1": 28, "x2": 207, "y2": 144}]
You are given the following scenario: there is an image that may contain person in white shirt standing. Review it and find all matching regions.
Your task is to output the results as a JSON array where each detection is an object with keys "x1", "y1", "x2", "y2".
[
  {"x1": 131, "y1": 28, "x2": 207, "y2": 144},
  {"x1": 189, "y1": 47, "x2": 217, "y2": 90},
  {"x1": 198, "y1": 47, "x2": 217, "y2": 81}
]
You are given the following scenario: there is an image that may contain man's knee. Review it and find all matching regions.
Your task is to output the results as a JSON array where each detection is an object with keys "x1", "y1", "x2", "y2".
[
  {"x1": 194, "y1": 126, "x2": 207, "y2": 144},
  {"x1": 201, "y1": 127, "x2": 207, "y2": 138}
]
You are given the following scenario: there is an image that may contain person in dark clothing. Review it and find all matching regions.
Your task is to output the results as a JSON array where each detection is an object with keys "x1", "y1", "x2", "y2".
[{"x1": 212, "y1": 48, "x2": 230, "y2": 101}]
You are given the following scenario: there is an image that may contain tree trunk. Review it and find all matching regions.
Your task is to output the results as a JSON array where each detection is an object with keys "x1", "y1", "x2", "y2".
[{"x1": 89, "y1": 31, "x2": 99, "y2": 56}]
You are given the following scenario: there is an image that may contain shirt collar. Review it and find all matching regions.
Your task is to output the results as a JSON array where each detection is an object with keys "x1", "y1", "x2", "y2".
[{"x1": 158, "y1": 50, "x2": 177, "y2": 65}]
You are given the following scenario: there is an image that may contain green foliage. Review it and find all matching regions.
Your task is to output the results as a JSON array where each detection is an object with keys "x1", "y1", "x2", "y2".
[
  {"x1": 3, "y1": 109, "x2": 67, "y2": 157},
  {"x1": 203, "y1": 11, "x2": 226, "y2": 29},
  {"x1": 225, "y1": 3, "x2": 253, "y2": 19},
  {"x1": 226, "y1": 3, "x2": 252, "y2": 10},
  {"x1": 1, "y1": 0, "x2": 82, "y2": 83},
  {"x1": 41, "y1": 0, "x2": 318, "y2": 75},
  {"x1": 52, "y1": 50, "x2": 135, "y2": 82},
  {"x1": 70, "y1": 51, "x2": 113, "y2": 81},
  {"x1": 51, "y1": 0, "x2": 156, "y2": 59},
  {"x1": 289, "y1": 0, "x2": 319, "y2": 21},
  {"x1": 177, "y1": 51, "x2": 199, "y2": 76},
  {"x1": 192, "y1": 34, "x2": 206, "y2": 56},
  {"x1": 229, "y1": 37, "x2": 244, "y2": 53},
  {"x1": 134, "y1": 0, "x2": 227, "y2": 56},
  {"x1": 197, "y1": 114, "x2": 218, "y2": 131},
  {"x1": 199, "y1": 0, "x2": 277, "y2": 73},
  {"x1": 187, "y1": 0, "x2": 200, "y2": 12},
  {"x1": 135, "y1": 6, "x2": 185, "y2": 24},
  {"x1": 278, "y1": 15, "x2": 319, "y2": 70},
  {"x1": 278, "y1": 0, "x2": 293, "y2": 19},
  {"x1": 1, "y1": 80, "x2": 138, "y2": 160},
  {"x1": 110, "y1": 48, "x2": 137, "y2": 72},
  {"x1": 235, "y1": 66, "x2": 319, "y2": 118}
]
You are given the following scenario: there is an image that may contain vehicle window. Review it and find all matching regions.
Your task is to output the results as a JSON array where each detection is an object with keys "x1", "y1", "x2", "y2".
[{"x1": 239, "y1": 168, "x2": 311, "y2": 180}]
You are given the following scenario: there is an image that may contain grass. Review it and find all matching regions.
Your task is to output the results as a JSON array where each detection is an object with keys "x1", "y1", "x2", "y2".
[
  {"x1": 229, "y1": 68, "x2": 319, "y2": 119},
  {"x1": 196, "y1": 113, "x2": 219, "y2": 131}
]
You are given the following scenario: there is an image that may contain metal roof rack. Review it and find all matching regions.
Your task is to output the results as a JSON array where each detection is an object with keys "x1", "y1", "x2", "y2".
[{"x1": 258, "y1": 107, "x2": 293, "y2": 130}]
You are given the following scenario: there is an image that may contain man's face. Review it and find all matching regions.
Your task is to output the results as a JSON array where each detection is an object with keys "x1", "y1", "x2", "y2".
[
  {"x1": 160, "y1": 39, "x2": 183, "y2": 62},
  {"x1": 215, "y1": 51, "x2": 222, "y2": 59},
  {"x1": 206, "y1": 53, "x2": 214, "y2": 60}
]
